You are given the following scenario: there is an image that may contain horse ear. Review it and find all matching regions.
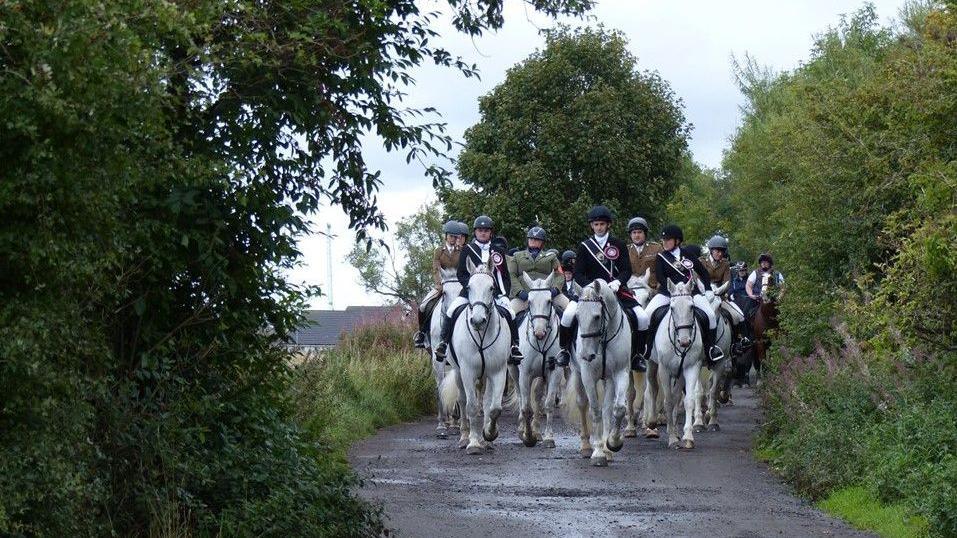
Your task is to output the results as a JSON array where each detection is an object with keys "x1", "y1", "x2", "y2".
[
  {"x1": 592, "y1": 280, "x2": 601, "y2": 292},
  {"x1": 521, "y1": 271, "x2": 534, "y2": 290},
  {"x1": 715, "y1": 281, "x2": 729, "y2": 295},
  {"x1": 667, "y1": 279, "x2": 676, "y2": 295},
  {"x1": 466, "y1": 257, "x2": 476, "y2": 275}
]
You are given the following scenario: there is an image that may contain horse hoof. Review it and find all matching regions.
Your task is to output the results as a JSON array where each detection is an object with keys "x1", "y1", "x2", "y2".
[
  {"x1": 580, "y1": 447, "x2": 592, "y2": 458},
  {"x1": 606, "y1": 438, "x2": 623, "y2": 453},
  {"x1": 448, "y1": 426, "x2": 460, "y2": 435},
  {"x1": 644, "y1": 428, "x2": 660, "y2": 439},
  {"x1": 542, "y1": 439, "x2": 556, "y2": 449},
  {"x1": 436, "y1": 431, "x2": 448, "y2": 439},
  {"x1": 522, "y1": 434, "x2": 537, "y2": 448},
  {"x1": 466, "y1": 445, "x2": 484, "y2": 455},
  {"x1": 668, "y1": 439, "x2": 680, "y2": 449},
  {"x1": 708, "y1": 423, "x2": 721, "y2": 432},
  {"x1": 718, "y1": 391, "x2": 730, "y2": 404},
  {"x1": 591, "y1": 455, "x2": 608, "y2": 467},
  {"x1": 534, "y1": 432, "x2": 543, "y2": 441},
  {"x1": 623, "y1": 427, "x2": 637, "y2": 438},
  {"x1": 682, "y1": 439, "x2": 695, "y2": 450},
  {"x1": 693, "y1": 424, "x2": 705, "y2": 433},
  {"x1": 483, "y1": 428, "x2": 498, "y2": 443},
  {"x1": 458, "y1": 438, "x2": 469, "y2": 449}
]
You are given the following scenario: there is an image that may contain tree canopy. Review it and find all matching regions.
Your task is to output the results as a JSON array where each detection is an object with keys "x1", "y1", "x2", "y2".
[{"x1": 443, "y1": 26, "x2": 690, "y2": 249}]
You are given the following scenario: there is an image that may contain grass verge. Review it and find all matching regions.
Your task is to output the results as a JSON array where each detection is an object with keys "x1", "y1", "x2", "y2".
[{"x1": 817, "y1": 486, "x2": 928, "y2": 538}]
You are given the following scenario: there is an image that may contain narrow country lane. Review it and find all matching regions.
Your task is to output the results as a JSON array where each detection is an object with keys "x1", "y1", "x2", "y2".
[{"x1": 349, "y1": 387, "x2": 871, "y2": 537}]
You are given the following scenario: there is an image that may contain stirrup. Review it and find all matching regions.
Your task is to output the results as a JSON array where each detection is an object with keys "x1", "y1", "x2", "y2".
[
  {"x1": 434, "y1": 342, "x2": 448, "y2": 361},
  {"x1": 709, "y1": 346, "x2": 725, "y2": 362},
  {"x1": 631, "y1": 354, "x2": 647, "y2": 372},
  {"x1": 556, "y1": 349, "x2": 570, "y2": 368},
  {"x1": 508, "y1": 345, "x2": 523, "y2": 365}
]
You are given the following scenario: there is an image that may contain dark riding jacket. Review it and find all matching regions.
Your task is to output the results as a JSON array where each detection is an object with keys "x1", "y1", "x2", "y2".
[
  {"x1": 457, "y1": 239, "x2": 511, "y2": 297},
  {"x1": 655, "y1": 247, "x2": 713, "y2": 297},
  {"x1": 574, "y1": 235, "x2": 631, "y2": 288}
]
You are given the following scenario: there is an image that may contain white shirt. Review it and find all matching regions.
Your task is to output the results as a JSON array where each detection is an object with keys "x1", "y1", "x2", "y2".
[
  {"x1": 593, "y1": 233, "x2": 609, "y2": 249},
  {"x1": 747, "y1": 270, "x2": 784, "y2": 286},
  {"x1": 474, "y1": 240, "x2": 490, "y2": 263},
  {"x1": 632, "y1": 242, "x2": 645, "y2": 254},
  {"x1": 669, "y1": 247, "x2": 682, "y2": 259}
]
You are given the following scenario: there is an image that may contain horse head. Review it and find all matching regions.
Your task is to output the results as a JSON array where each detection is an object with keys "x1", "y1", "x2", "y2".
[
  {"x1": 574, "y1": 280, "x2": 609, "y2": 362},
  {"x1": 466, "y1": 263, "x2": 495, "y2": 330},
  {"x1": 667, "y1": 279, "x2": 697, "y2": 349},
  {"x1": 704, "y1": 280, "x2": 729, "y2": 315},
  {"x1": 627, "y1": 267, "x2": 652, "y2": 308},
  {"x1": 438, "y1": 267, "x2": 461, "y2": 302},
  {"x1": 521, "y1": 272, "x2": 553, "y2": 340}
]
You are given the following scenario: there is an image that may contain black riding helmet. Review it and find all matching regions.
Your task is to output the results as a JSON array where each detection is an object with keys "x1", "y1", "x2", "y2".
[
  {"x1": 627, "y1": 216, "x2": 649, "y2": 233},
  {"x1": 492, "y1": 235, "x2": 509, "y2": 252},
  {"x1": 661, "y1": 224, "x2": 684, "y2": 242},
  {"x1": 473, "y1": 215, "x2": 493, "y2": 230},
  {"x1": 441, "y1": 220, "x2": 457, "y2": 234},
  {"x1": 586, "y1": 205, "x2": 613, "y2": 223},
  {"x1": 561, "y1": 250, "x2": 576, "y2": 263}
]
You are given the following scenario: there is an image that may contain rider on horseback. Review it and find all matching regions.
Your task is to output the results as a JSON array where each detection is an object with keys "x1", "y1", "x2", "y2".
[
  {"x1": 555, "y1": 205, "x2": 651, "y2": 372},
  {"x1": 508, "y1": 226, "x2": 567, "y2": 316},
  {"x1": 746, "y1": 253, "x2": 785, "y2": 302},
  {"x1": 413, "y1": 220, "x2": 467, "y2": 348},
  {"x1": 626, "y1": 216, "x2": 662, "y2": 291},
  {"x1": 434, "y1": 215, "x2": 524, "y2": 365},
  {"x1": 643, "y1": 224, "x2": 726, "y2": 363},
  {"x1": 701, "y1": 235, "x2": 751, "y2": 353},
  {"x1": 560, "y1": 250, "x2": 582, "y2": 301}
]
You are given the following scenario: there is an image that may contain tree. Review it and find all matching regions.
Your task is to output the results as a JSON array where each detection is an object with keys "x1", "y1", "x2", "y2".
[
  {"x1": 0, "y1": 0, "x2": 593, "y2": 534},
  {"x1": 348, "y1": 204, "x2": 444, "y2": 308},
  {"x1": 443, "y1": 26, "x2": 690, "y2": 250}
]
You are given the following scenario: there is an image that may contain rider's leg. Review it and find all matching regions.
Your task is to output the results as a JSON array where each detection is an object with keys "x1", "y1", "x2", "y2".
[
  {"x1": 693, "y1": 294, "x2": 724, "y2": 362},
  {"x1": 414, "y1": 288, "x2": 441, "y2": 348},
  {"x1": 556, "y1": 300, "x2": 578, "y2": 366},
  {"x1": 510, "y1": 297, "x2": 528, "y2": 316},
  {"x1": 497, "y1": 296, "x2": 524, "y2": 365},
  {"x1": 434, "y1": 295, "x2": 467, "y2": 360},
  {"x1": 631, "y1": 305, "x2": 649, "y2": 371},
  {"x1": 642, "y1": 294, "x2": 670, "y2": 359}
]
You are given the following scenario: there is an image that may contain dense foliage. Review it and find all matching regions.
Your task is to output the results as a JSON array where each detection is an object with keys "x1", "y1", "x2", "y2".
[
  {"x1": 0, "y1": 0, "x2": 591, "y2": 534},
  {"x1": 666, "y1": 3, "x2": 956, "y2": 534},
  {"x1": 444, "y1": 26, "x2": 691, "y2": 249}
]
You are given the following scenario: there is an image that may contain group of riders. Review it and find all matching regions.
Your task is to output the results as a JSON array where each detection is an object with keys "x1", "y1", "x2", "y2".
[{"x1": 412, "y1": 205, "x2": 784, "y2": 373}]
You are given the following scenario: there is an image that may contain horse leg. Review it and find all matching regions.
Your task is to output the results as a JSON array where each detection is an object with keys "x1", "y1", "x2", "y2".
[
  {"x1": 482, "y1": 366, "x2": 507, "y2": 446},
  {"x1": 574, "y1": 373, "x2": 591, "y2": 458},
  {"x1": 432, "y1": 361, "x2": 449, "y2": 439},
  {"x1": 581, "y1": 372, "x2": 606, "y2": 466},
  {"x1": 624, "y1": 373, "x2": 638, "y2": 438},
  {"x1": 531, "y1": 376, "x2": 544, "y2": 441},
  {"x1": 459, "y1": 368, "x2": 483, "y2": 454},
  {"x1": 606, "y1": 369, "x2": 629, "y2": 454},
  {"x1": 542, "y1": 368, "x2": 560, "y2": 448},
  {"x1": 681, "y1": 366, "x2": 699, "y2": 449},
  {"x1": 693, "y1": 369, "x2": 707, "y2": 433},
  {"x1": 518, "y1": 366, "x2": 535, "y2": 447},
  {"x1": 659, "y1": 366, "x2": 680, "y2": 449},
  {"x1": 707, "y1": 367, "x2": 721, "y2": 431},
  {"x1": 642, "y1": 361, "x2": 660, "y2": 438}
]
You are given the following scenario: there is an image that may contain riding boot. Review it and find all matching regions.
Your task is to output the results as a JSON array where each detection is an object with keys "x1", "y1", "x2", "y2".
[
  {"x1": 706, "y1": 326, "x2": 724, "y2": 362},
  {"x1": 631, "y1": 329, "x2": 648, "y2": 372},
  {"x1": 556, "y1": 324, "x2": 573, "y2": 367},
  {"x1": 412, "y1": 307, "x2": 427, "y2": 348},
  {"x1": 434, "y1": 312, "x2": 453, "y2": 361},
  {"x1": 506, "y1": 312, "x2": 523, "y2": 366}
]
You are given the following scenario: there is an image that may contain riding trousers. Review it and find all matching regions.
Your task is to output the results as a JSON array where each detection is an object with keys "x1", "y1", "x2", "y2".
[
  {"x1": 510, "y1": 293, "x2": 570, "y2": 316},
  {"x1": 560, "y1": 300, "x2": 649, "y2": 331},
  {"x1": 644, "y1": 293, "x2": 717, "y2": 330},
  {"x1": 418, "y1": 288, "x2": 442, "y2": 313},
  {"x1": 720, "y1": 299, "x2": 745, "y2": 324}
]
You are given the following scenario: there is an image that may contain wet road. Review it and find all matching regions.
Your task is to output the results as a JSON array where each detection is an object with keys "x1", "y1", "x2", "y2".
[{"x1": 349, "y1": 387, "x2": 869, "y2": 537}]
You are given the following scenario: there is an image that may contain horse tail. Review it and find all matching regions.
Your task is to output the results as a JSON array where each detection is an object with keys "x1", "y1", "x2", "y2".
[
  {"x1": 561, "y1": 368, "x2": 582, "y2": 427},
  {"x1": 439, "y1": 367, "x2": 459, "y2": 416},
  {"x1": 502, "y1": 365, "x2": 519, "y2": 411}
]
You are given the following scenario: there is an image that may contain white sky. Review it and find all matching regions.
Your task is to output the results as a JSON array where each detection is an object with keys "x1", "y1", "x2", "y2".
[{"x1": 288, "y1": 0, "x2": 908, "y2": 310}]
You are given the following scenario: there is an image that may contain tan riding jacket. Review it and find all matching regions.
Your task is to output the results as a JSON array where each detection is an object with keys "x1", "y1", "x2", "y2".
[
  {"x1": 699, "y1": 255, "x2": 731, "y2": 287},
  {"x1": 627, "y1": 241, "x2": 663, "y2": 289},
  {"x1": 432, "y1": 245, "x2": 461, "y2": 289},
  {"x1": 507, "y1": 249, "x2": 563, "y2": 298}
]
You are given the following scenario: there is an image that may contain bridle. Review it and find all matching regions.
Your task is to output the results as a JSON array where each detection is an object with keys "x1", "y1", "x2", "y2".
[
  {"x1": 667, "y1": 290, "x2": 699, "y2": 377},
  {"x1": 524, "y1": 287, "x2": 559, "y2": 377},
  {"x1": 577, "y1": 293, "x2": 625, "y2": 380},
  {"x1": 461, "y1": 272, "x2": 503, "y2": 379}
]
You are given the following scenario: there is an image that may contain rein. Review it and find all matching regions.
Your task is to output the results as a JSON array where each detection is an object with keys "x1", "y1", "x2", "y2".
[
  {"x1": 462, "y1": 272, "x2": 504, "y2": 379},
  {"x1": 667, "y1": 292, "x2": 699, "y2": 380},
  {"x1": 523, "y1": 287, "x2": 559, "y2": 378},
  {"x1": 578, "y1": 295, "x2": 625, "y2": 380}
]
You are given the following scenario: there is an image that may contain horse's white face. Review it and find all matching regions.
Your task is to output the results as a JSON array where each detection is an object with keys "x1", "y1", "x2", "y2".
[
  {"x1": 667, "y1": 280, "x2": 696, "y2": 349},
  {"x1": 521, "y1": 273, "x2": 552, "y2": 340},
  {"x1": 466, "y1": 268, "x2": 495, "y2": 330},
  {"x1": 576, "y1": 280, "x2": 609, "y2": 362},
  {"x1": 439, "y1": 268, "x2": 460, "y2": 300}
]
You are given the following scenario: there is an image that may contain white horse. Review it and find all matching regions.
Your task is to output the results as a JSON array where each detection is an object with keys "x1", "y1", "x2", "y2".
[
  {"x1": 439, "y1": 262, "x2": 511, "y2": 455},
  {"x1": 623, "y1": 268, "x2": 657, "y2": 437},
  {"x1": 695, "y1": 281, "x2": 733, "y2": 432},
  {"x1": 566, "y1": 280, "x2": 632, "y2": 466},
  {"x1": 510, "y1": 273, "x2": 562, "y2": 448},
  {"x1": 643, "y1": 280, "x2": 704, "y2": 449},
  {"x1": 428, "y1": 268, "x2": 462, "y2": 438}
]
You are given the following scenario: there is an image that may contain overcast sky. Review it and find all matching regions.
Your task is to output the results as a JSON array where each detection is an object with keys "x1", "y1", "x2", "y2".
[{"x1": 288, "y1": 0, "x2": 908, "y2": 310}]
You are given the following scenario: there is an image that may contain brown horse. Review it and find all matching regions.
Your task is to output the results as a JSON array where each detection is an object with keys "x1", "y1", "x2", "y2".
[{"x1": 751, "y1": 273, "x2": 779, "y2": 384}]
